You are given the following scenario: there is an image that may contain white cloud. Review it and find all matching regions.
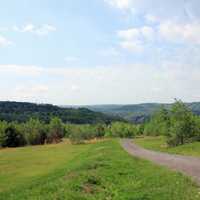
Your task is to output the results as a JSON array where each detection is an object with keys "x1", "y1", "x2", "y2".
[
  {"x1": 104, "y1": 0, "x2": 131, "y2": 9},
  {"x1": 0, "y1": 35, "x2": 12, "y2": 47},
  {"x1": 1, "y1": 62, "x2": 200, "y2": 104},
  {"x1": 117, "y1": 21, "x2": 200, "y2": 53},
  {"x1": 14, "y1": 24, "x2": 56, "y2": 36},
  {"x1": 119, "y1": 40, "x2": 143, "y2": 52},
  {"x1": 118, "y1": 28, "x2": 140, "y2": 40},
  {"x1": 0, "y1": 65, "x2": 44, "y2": 76},
  {"x1": 104, "y1": 0, "x2": 200, "y2": 23},
  {"x1": 141, "y1": 26, "x2": 155, "y2": 41},
  {"x1": 145, "y1": 14, "x2": 159, "y2": 23},
  {"x1": 159, "y1": 21, "x2": 200, "y2": 44},
  {"x1": 15, "y1": 85, "x2": 49, "y2": 94},
  {"x1": 11, "y1": 85, "x2": 49, "y2": 102},
  {"x1": 117, "y1": 26, "x2": 155, "y2": 52},
  {"x1": 71, "y1": 85, "x2": 80, "y2": 92}
]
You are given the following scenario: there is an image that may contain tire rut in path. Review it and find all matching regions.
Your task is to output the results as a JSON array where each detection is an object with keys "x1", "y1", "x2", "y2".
[{"x1": 121, "y1": 139, "x2": 200, "y2": 185}]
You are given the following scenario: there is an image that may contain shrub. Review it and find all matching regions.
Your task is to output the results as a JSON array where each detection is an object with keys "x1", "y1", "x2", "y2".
[
  {"x1": 46, "y1": 117, "x2": 65, "y2": 143},
  {"x1": 0, "y1": 121, "x2": 8, "y2": 147},
  {"x1": 69, "y1": 126, "x2": 85, "y2": 144},
  {"x1": 143, "y1": 107, "x2": 170, "y2": 136},
  {"x1": 68, "y1": 124, "x2": 107, "y2": 144},
  {"x1": 23, "y1": 118, "x2": 47, "y2": 145},
  {"x1": 0, "y1": 125, "x2": 26, "y2": 147},
  {"x1": 107, "y1": 122, "x2": 136, "y2": 138}
]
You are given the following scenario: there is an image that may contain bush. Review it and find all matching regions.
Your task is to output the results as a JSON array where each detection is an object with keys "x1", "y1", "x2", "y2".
[
  {"x1": 106, "y1": 122, "x2": 137, "y2": 138},
  {"x1": 46, "y1": 117, "x2": 65, "y2": 143},
  {"x1": 0, "y1": 117, "x2": 69, "y2": 148},
  {"x1": 0, "y1": 125, "x2": 26, "y2": 147},
  {"x1": 22, "y1": 118, "x2": 47, "y2": 145},
  {"x1": 143, "y1": 107, "x2": 170, "y2": 136},
  {"x1": 69, "y1": 126, "x2": 85, "y2": 144},
  {"x1": 0, "y1": 121, "x2": 8, "y2": 147},
  {"x1": 68, "y1": 124, "x2": 107, "y2": 144}
]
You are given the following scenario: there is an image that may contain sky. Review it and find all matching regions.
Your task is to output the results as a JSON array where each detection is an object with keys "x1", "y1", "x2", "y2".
[{"x1": 0, "y1": 0, "x2": 200, "y2": 105}]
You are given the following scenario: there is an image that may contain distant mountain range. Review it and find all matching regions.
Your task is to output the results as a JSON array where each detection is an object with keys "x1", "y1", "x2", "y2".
[{"x1": 84, "y1": 102, "x2": 200, "y2": 123}]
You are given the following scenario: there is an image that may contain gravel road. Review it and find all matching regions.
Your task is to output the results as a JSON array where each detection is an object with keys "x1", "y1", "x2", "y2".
[{"x1": 121, "y1": 139, "x2": 200, "y2": 185}]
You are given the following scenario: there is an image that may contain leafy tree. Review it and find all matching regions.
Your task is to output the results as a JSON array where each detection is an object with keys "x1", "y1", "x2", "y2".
[
  {"x1": 47, "y1": 117, "x2": 64, "y2": 143},
  {"x1": 95, "y1": 124, "x2": 106, "y2": 138},
  {"x1": 167, "y1": 100, "x2": 196, "y2": 146},
  {"x1": 23, "y1": 118, "x2": 47, "y2": 145},
  {"x1": 0, "y1": 121, "x2": 8, "y2": 147},
  {"x1": 69, "y1": 126, "x2": 85, "y2": 144},
  {"x1": 0, "y1": 124, "x2": 26, "y2": 147},
  {"x1": 143, "y1": 106, "x2": 170, "y2": 136}
]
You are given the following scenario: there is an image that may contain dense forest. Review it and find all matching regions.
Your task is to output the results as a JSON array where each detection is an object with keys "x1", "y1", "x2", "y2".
[{"x1": 0, "y1": 101, "x2": 123, "y2": 124}]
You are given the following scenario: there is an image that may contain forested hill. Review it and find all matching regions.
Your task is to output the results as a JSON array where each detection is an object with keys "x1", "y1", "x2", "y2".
[
  {"x1": 0, "y1": 101, "x2": 123, "y2": 124},
  {"x1": 86, "y1": 102, "x2": 200, "y2": 123}
]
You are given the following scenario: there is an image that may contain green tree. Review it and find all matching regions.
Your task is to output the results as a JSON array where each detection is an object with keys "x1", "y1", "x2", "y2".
[
  {"x1": 0, "y1": 121, "x2": 8, "y2": 147},
  {"x1": 1, "y1": 125, "x2": 26, "y2": 147},
  {"x1": 108, "y1": 122, "x2": 136, "y2": 138},
  {"x1": 167, "y1": 100, "x2": 196, "y2": 146},
  {"x1": 47, "y1": 117, "x2": 64, "y2": 143},
  {"x1": 23, "y1": 118, "x2": 47, "y2": 145},
  {"x1": 144, "y1": 106, "x2": 170, "y2": 136}
]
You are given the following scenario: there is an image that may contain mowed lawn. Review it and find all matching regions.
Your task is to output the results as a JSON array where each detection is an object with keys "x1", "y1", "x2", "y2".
[
  {"x1": 134, "y1": 136, "x2": 200, "y2": 157},
  {"x1": 0, "y1": 139, "x2": 200, "y2": 200}
]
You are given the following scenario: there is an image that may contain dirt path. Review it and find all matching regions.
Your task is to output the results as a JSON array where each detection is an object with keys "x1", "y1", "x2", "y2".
[{"x1": 121, "y1": 139, "x2": 200, "y2": 185}]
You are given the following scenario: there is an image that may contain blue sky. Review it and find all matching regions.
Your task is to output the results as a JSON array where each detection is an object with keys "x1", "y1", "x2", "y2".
[{"x1": 0, "y1": 0, "x2": 200, "y2": 105}]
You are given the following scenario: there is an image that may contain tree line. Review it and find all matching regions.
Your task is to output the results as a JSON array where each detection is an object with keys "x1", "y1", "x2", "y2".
[
  {"x1": 0, "y1": 118, "x2": 140, "y2": 147},
  {"x1": 0, "y1": 117, "x2": 66, "y2": 147}
]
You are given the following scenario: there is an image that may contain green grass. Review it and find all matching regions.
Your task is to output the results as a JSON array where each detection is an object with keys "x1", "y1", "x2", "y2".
[
  {"x1": 0, "y1": 139, "x2": 200, "y2": 200},
  {"x1": 134, "y1": 136, "x2": 200, "y2": 157}
]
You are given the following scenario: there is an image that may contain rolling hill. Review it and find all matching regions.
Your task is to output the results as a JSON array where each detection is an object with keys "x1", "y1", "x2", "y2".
[
  {"x1": 85, "y1": 102, "x2": 200, "y2": 123},
  {"x1": 0, "y1": 101, "x2": 123, "y2": 124}
]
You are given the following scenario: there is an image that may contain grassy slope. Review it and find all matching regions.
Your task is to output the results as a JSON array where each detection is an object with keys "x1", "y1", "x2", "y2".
[
  {"x1": 134, "y1": 136, "x2": 200, "y2": 157},
  {"x1": 0, "y1": 140, "x2": 200, "y2": 200}
]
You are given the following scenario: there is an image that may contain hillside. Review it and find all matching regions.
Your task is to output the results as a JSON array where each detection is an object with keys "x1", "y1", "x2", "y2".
[
  {"x1": 0, "y1": 101, "x2": 123, "y2": 124},
  {"x1": 86, "y1": 102, "x2": 200, "y2": 123}
]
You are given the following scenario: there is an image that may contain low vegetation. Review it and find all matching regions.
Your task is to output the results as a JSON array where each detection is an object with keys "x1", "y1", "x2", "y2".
[
  {"x1": 135, "y1": 136, "x2": 200, "y2": 157},
  {"x1": 0, "y1": 139, "x2": 199, "y2": 200},
  {"x1": 0, "y1": 113, "x2": 141, "y2": 147},
  {"x1": 67, "y1": 122, "x2": 139, "y2": 144}
]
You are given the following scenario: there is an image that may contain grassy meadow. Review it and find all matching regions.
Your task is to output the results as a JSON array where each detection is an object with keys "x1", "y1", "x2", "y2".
[
  {"x1": 134, "y1": 136, "x2": 200, "y2": 157},
  {"x1": 0, "y1": 139, "x2": 200, "y2": 200}
]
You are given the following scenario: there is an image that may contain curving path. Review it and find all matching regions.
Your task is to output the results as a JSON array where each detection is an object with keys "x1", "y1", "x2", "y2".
[{"x1": 121, "y1": 139, "x2": 200, "y2": 185}]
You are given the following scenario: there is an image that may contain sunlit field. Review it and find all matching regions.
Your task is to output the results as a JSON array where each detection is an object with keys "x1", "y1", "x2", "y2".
[
  {"x1": 0, "y1": 139, "x2": 199, "y2": 200},
  {"x1": 135, "y1": 136, "x2": 200, "y2": 157}
]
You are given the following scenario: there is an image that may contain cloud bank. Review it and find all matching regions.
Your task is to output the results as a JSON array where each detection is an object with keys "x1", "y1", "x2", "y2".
[{"x1": 0, "y1": 63, "x2": 199, "y2": 105}]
